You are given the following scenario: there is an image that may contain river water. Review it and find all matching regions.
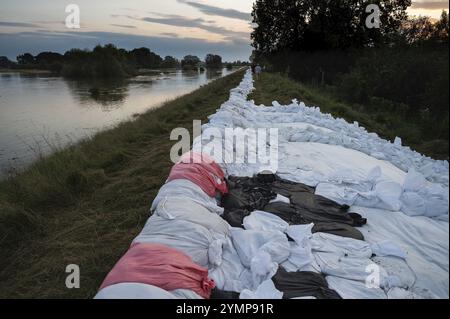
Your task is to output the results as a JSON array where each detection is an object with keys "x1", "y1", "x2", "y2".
[{"x1": 0, "y1": 68, "x2": 233, "y2": 176}]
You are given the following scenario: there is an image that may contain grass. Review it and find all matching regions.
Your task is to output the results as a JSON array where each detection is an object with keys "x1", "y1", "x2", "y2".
[
  {"x1": 249, "y1": 72, "x2": 449, "y2": 160},
  {"x1": 0, "y1": 69, "x2": 246, "y2": 299}
]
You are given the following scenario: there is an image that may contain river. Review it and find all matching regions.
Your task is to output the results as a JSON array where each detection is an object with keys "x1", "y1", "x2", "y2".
[{"x1": 0, "y1": 68, "x2": 234, "y2": 176}]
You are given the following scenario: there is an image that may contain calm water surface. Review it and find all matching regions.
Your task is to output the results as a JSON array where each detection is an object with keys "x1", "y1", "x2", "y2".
[{"x1": 0, "y1": 68, "x2": 234, "y2": 176}]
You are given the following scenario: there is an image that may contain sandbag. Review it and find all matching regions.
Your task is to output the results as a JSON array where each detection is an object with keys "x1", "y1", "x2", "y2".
[
  {"x1": 99, "y1": 243, "x2": 215, "y2": 299},
  {"x1": 243, "y1": 210, "x2": 289, "y2": 233},
  {"x1": 231, "y1": 228, "x2": 290, "y2": 268},
  {"x1": 272, "y1": 268, "x2": 341, "y2": 299},
  {"x1": 133, "y1": 215, "x2": 224, "y2": 268},
  {"x1": 310, "y1": 232, "x2": 372, "y2": 259},
  {"x1": 151, "y1": 179, "x2": 223, "y2": 215},
  {"x1": 155, "y1": 196, "x2": 230, "y2": 235},
  {"x1": 95, "y1": 283, "x2": 176, "y2": 299}
]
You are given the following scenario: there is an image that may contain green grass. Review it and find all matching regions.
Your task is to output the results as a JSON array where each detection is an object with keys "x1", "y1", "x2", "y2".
[
  {"x1": 0, "y1": 69, "x2": 246, "y2": 299},
  {"x1": 250, "y1": 72, "x2": 449, "y2": 160}
]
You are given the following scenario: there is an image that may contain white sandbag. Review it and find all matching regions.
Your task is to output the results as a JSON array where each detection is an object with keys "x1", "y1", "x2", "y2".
[
  {"x1": 94, "y1": 283, "x2": 177, "y2": 299},
  {"x1": 371, "y1": 241, "x2": 407, "y2": 259},
  {"x1": 310, "y1": 232, "x2": 372, "y2": 259},
  {"x1": 401, "y1": 192, "x2": 427, "y2": 216},
  {"x1": 133, "y1": 215, "x2": 223, "y2": 268},
  {"x1": 243, "y1": 211, "x2": 289, "y2": 233},
  {"x1": 314, "y1": 252, "x2": 396, "y2": 289},
  {"x1": 283, "y1": 224, "x2": 314, "y2": 271},
  {"x1": 326, "y1": 276, "x2": 387, "y2": 299},
  {"x1": 403, "y1": 167, "x2": 427, "y2": 193},
  {"x1": 209, "y1": 237, "x2": 248, "y2": 293},
  {"x1": 374, "y1": 181, "x2": 403, "y2": 211},
  {"x1": 155, "y1": 196, "x2": 230, "y2": 235},
  {"x1": 240, "y1": 280, "x2": 283, "y2": 299},
  {"x1": 315, "y1": 183, "x2": 360, "y2": 206},
  {"x1": 248, "y1": 251, "x2": 279, "y2": 290},
  {"x1": 171, "y1": 289, "x2": 204, "y2": 299},
  {"x1": 231, "y1": 228, "x2": 290, "y2": 268},
  {"x1": 152, "y1": 179, "x2": 224, "y2": 215}
]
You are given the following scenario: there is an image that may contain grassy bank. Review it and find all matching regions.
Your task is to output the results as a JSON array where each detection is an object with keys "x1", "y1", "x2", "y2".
[
  {"x1": 250, "y1": 72, "x2": 449, "y2": 160},
  {"x1": 0, "y1": 69, "x2": 246, "y2": 298}
]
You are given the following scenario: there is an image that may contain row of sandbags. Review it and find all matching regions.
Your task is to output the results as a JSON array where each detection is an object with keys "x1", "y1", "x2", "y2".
[
  {"x1": 96, "y1": 152, "x2": 231, "y2": 299},
  {"x1": 96, "y1": 69, "x2": 448, "y2": 299}
]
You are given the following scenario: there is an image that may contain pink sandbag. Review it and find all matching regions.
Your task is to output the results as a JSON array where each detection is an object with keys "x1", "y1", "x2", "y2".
[
  {"x1": 99, "y1": 243, "x2": 215, "y2": 299},
  {"x1": 167, "y1": 152, "x2": 228, "y2": 197}
]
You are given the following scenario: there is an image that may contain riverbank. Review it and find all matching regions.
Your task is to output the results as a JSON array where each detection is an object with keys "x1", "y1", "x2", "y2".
[
  {"x1": 249, "y1": 72, "x2": 449, "y2": 160},
  {"x1": 0, "y1": 68, "x2": 53, "y2": 74},
  {"x1": 0, "y1": 68, "x2": 246, "y2": 298}
]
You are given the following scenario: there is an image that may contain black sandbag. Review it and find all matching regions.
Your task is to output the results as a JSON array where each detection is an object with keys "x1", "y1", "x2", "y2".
[
  {"x1": 222, "y1": 209, "x2": 250, "y2": 228},
  {"x1": 312, "y1": 222, "x2": 364, "y2": 241},
  {"x1": 210, "y1": 288, "x2": 240, "y2": 299},
  {"x1": 272, "y1": 268, "x2": 341, "y2": 300}
]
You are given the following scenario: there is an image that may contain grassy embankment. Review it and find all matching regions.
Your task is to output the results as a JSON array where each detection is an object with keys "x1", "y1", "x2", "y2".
[
  {"x1": 0, "y1": 69, "x2": 246, "y2": 298},
  {"x1": 250, "y1": 72, "x2": 449, "y2": 160}
]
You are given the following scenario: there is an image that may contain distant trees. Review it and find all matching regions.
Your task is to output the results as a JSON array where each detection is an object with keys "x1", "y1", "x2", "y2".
[
  {"x1": 251, "y1": 0, "x2": 411, "y2": 53},
  {"x1": 181, "y1": 55, "x2": 201, "y2": 70},
  {"x1": 0, "y1": 56, "x2": 15, "y2": 68},
  {"x1": 205, "y1": 54, "x2": 223, "y2": 68},
  {"x1": 10, "y1": 46, "x2": 233, "y2": 77},
  {"x1": 16, "y1": 53, "x2": 35, "y2": 66},
  {"x1": 162, "y1": 56, "x2": 180, "y2": 68},
  {"x1": 128, "y1": 47, "x2": 163, "y2": 69},
  {"x1": 35, "y1": 52, "x2": 64, "y2": 72}
]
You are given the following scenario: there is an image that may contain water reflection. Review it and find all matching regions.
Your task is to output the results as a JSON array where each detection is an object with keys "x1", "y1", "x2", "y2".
[
  {"x1": 0, "y1": 68, "x2": 235, "y2": 176},
  {"x1": 65, "y1": 78, "x2": 129, "y2": 111}
]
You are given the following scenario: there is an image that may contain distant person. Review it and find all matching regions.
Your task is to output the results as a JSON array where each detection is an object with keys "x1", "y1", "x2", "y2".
[{"x1": 255, "y1": 64, "x2": 262, "y2": 80}]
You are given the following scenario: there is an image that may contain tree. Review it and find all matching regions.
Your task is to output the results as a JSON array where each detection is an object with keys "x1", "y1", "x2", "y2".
[
  {"x1": 16, "y1": 53, "x2": 35, "y2": 65},
  {"x1": 205, "y1": 54, "x2": 223, "y2": 68},
  {"x1": 398, "y1": 11, "x2": 449, "y2": 46},
  {"x1": 251, "y1": 0, "x2": 411, "y2": 53},
  {"x1": 161, "y1": 56, "x2": 179, "y2": 68},
  {"x1": 128, "y1": 47, "x2": 163, "y2": 69},
  {"x1": 0, "y1": 56, "x2": 15, "y2": 68},
  {"x1": 181, "y1": 55, "x2": 200, "y2": 70}
]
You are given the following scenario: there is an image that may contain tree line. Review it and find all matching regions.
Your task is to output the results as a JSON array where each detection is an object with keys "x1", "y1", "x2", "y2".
[
  {"x1": 251, "y1": 0, "x2": 449, "y2": 141},
  {"x1": 0, "y1": 45, "x2": 242, "y2": 78}
]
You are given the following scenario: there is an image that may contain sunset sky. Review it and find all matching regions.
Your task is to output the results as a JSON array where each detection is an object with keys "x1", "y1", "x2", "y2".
[{"x1": 0, "y1": 0, "x2": 448, "y2": 61}]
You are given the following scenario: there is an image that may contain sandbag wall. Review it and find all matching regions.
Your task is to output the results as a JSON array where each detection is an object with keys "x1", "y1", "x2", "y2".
[{"x1": 95, "y1": 69, "x2": 449, "y2": 299}]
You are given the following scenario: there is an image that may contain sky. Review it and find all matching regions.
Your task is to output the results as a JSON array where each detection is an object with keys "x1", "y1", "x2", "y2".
[{"x1": 0, "y1": 0, "x2": 448, "y2": 62}]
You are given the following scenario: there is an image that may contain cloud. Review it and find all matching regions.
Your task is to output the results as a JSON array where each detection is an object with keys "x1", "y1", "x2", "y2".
[
  {"x1": 0, "y1": 21, "x2": 39, "y2": 28},
  {"x1": 177, "y1": 0, "x2": 251, "y2": 21},
  {"x1": 160, "y1": 32, "x2": 179, "y2": 38},
  {"x1": 412, "y1": 1, "x2": 449, "y2": 10},
  {"x1": 110, "y1": 24, "x2": 137, "y2": 29},
  {"x1": 0, "y1": 30, "x2": 252, "y2": 62},
  {"x1": 135, "y1": 13, "x2": 249, "y2": 42}
]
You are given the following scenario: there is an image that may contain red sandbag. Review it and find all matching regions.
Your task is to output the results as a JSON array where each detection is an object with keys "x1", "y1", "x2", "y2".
[
  {"x1": 167, "y1": 152, "x2": 228, "y2": 197},
  {"x1": 99, "y1": 243, "x2": 215, "y2": 299}
]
